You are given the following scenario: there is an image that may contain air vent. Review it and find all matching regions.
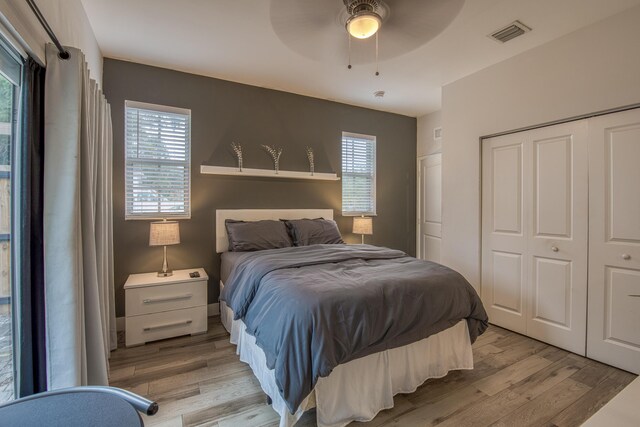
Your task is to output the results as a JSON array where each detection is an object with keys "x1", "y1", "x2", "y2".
[{"x1": 489, "y1": 20, "x2": 531, "y2": 43}]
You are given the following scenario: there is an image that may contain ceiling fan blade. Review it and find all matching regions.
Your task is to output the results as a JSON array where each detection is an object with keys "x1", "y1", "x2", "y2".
[
  {"x1": 270, "y1": 0, "x2": 466, "y2": 64},
  {"x1": 270, "y1": 0, "x2": 348, "y2": 62},
  {"x1": 383, "y1": 0, "x2": 464, "y2": 36},
  {"x1": 377, "y1": 0, "x2": 465, "y2": 59},
  {"x1": 270, "y1": 0, "x2": 343, "y2": 35}
]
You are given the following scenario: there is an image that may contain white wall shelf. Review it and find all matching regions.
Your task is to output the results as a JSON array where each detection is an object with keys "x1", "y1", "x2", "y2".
[{"x1": 200, "y1": 165, "x2": 340, "y2": 181}]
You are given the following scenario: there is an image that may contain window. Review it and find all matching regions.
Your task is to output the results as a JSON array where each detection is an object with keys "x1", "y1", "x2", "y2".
[
  {"x1": 0, "y1": 37, "x2": 22, "y2": 403},
  {"x1": 342, "y1": 132, "x2": 376, "y2": 215},
  {"x1": 125, "y1": 101, "x2": 191, "y2": 219}
]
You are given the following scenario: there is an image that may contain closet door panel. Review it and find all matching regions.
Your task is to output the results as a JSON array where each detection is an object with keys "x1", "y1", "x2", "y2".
[
  {"x1": 492, "y1": 144, "x2": 523, "y2": 234},
  {"x1": 491, "y1": 251, "x2": 524, "y2": 314},
  {"x1": 605, "y1": 267, "x2": 640, "y2": 349},
  {"x1": 588, "y1": 108, "x2": 640, "y2": 374},
  {"x1": 534, "y1": 136, "x2": 572, "y2": 238},
  {"x1": 526, "y1": 121, "x2": 588, "y2": 355},
  {"x1": 532, "y1": 256, "x2": 572, "y2": 327},
  {"x1": 607, "y1": 125, "x2": 640, "y2": 242},
  {"x1": 482, "y1": 134, "x2": 528, "y2": 333}
]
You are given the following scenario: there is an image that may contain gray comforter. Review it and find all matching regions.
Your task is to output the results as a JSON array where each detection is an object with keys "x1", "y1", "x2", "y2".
[{"x1": 220, "y1": 244, "x2": 488, "y2": 413}]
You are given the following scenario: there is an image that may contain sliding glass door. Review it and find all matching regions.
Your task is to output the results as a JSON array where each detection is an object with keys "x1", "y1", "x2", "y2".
[{"x1": 0, "y1": 39, "x2": 22, "y2": 403}]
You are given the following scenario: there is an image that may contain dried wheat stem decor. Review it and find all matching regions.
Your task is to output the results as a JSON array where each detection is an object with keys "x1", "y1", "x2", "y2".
[
  {"x1": 305, "y1": 146, "x2": 315, "y2": 175},
  {"x1": 231, "y1": 142, "x2": 243, "y2": 172},
  {"x1": 261, "y1": 144, "x2": 283, "y2": 174}
]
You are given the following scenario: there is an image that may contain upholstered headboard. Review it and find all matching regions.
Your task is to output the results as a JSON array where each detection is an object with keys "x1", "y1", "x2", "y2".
[{"x1": 215, "y1": 209, "x2": 334, "y2": 253}]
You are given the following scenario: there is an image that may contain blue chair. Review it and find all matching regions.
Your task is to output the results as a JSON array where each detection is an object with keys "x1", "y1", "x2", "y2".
[{"x1": 0, "y1": 386, "x2": 158, "y2": 426}]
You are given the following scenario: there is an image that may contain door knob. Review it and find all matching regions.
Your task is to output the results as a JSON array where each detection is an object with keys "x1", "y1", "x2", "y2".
[
  {"x1": 551, "y1": 246, "x2": 559, "y2": 252},
  {"x1": 622, "y1": 254, "x2": 631, "y2": 260}
]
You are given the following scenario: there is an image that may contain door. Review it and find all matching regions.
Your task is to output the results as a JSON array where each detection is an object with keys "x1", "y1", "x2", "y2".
[
  {"x1": 0, "y1": 39, "x2": 22, "y2": 402},
  {"x1": 587, "y1": 108, "x2": 640, "y2": 374},
  {"x1": 417, "y1": 154, "x2": 442, "y2": 263},
  {"x1": 525, "y1": 122, "x2": 588, "y2": 355},
  {"x1": 482, "y1": 121, "x2": 588, "y2": 353},
  {"x1": 482, "y1": 133, "x2": 528, "y2": 334}
]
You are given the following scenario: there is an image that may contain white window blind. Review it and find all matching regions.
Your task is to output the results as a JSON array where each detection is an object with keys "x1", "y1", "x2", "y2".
[
  {"x1": 125, "y1": 101, "x2": 191, "y2": 219},
  {"x1": 342, "y1": 132, "x2": 376, "y2": 215}
]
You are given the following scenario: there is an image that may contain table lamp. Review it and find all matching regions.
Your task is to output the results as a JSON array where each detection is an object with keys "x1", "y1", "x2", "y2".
[
  {"x1": 149, "y1": 219, "x2": 180, "y2": 277},
  {"x1": 352, "y1": 216, "x2": 373, "y2": 244}
]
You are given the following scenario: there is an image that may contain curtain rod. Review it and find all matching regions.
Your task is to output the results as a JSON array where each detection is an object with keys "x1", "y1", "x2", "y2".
[{"x1": 25, "y1": 0, "x2": 70, "y2": 59}]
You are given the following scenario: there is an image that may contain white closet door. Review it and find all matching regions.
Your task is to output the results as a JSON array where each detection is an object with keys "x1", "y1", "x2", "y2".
[
  {"x1": 482, "y1": 121, "x2": 588, "y2": 353},
  {"x1": 587, "y1": 108, "x2": 640, "y2": 374},
  {"x1": 525, "y1": 121, "x2": 588, "y2": 355},
  {"x1": 482, "y1": 133, "x2": 528, "y2": 334},
  {"x1": 417, "y1": 154, "x2": 442, "y2": 263}
]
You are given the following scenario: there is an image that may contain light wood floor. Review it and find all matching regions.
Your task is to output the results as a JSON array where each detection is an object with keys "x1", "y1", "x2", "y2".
[{"x1": 109, "y1": 317, "x2": 637, "y2": 427}]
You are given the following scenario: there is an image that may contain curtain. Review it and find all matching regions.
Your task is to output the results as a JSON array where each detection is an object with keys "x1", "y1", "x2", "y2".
[
  {"x1": 43, "y1": 44, "x2": 116, "y2": 389},
  {"x1": 16, "y1": 56, "x2": 47, "y2": 396}
]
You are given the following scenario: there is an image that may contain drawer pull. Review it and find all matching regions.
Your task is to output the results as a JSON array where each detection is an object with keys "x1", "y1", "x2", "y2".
[
  {"x1": 143, "y1": 319, "x2": 193, "y2": 332},
  {"x1": 629, "y1": 294, "x2": 640, "y2": 298},
  {"x1": 143, "y1": 293, "x2": 193, "y2": 304}
]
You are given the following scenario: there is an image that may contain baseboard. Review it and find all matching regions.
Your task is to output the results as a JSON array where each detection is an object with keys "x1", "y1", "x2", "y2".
[
  {"x1": 116, "y1": 302, "x2": 220, "y2": 332},
  {"x1": 116, "y1": 316, "x2": 125, "y2": 332},
  {"x1": 208, "y1": 302, "x2": 220, "y2": 316}
]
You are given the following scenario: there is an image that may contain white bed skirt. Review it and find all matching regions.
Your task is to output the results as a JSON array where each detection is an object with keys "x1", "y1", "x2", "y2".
[{"x1": 220, "y1": 300, "x2": 473, "y2": 427}]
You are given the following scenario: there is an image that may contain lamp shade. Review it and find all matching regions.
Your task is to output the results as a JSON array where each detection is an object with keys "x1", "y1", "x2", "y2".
[
  {"x1": 346, "y1": 13, "x2": 382, "y2": 39},
  {"x1": 352, "y1": 216, "x2": 373, "y2": 235},
  {"x1": 149, "y1": 220, "x2": 180, "y2": 246}
]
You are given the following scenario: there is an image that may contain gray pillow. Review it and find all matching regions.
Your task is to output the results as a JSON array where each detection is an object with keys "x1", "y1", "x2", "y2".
[
  {"x1": 225, "y1": 219, "x2": 293, "y2": 252},
  {"x1": 284, "y1": 218, "x2": 344, "y2": 246}
]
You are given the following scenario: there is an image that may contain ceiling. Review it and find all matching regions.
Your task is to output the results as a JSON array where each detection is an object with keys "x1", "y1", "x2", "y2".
[{"x1": 80, "y1": 0, "x2": 640, "y2": 117}]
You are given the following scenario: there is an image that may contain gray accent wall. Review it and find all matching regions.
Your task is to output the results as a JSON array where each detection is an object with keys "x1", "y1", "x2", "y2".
[{"x1": 103, "y1": 58, "x2": 416, "y2": 317}]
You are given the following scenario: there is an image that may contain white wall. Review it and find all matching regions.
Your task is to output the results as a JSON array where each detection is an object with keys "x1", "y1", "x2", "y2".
[
  {"x1": 441, "y1": 6, "x2": 640, "y2": 291},
  {"x1": 417, "y1": 110, "x2": 442, "y2": 157},
  {"x1": 0, "y1": 0, "x2": 102, "y2": 84}
]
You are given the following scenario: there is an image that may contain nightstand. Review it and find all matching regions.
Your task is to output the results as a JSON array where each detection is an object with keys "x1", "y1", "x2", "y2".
[{"x1": 124, "y1": 268, "x2": 208, "y2": 347}]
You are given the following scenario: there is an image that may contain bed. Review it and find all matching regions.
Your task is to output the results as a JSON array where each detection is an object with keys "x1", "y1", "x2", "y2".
[{"x1": 216, "y1": 209, "x2": 488, "y2": 427}]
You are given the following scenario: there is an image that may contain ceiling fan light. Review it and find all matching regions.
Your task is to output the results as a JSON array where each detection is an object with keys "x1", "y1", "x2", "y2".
[{"x1": 346, "y1": 12, "x2": 381, "y2": 39}]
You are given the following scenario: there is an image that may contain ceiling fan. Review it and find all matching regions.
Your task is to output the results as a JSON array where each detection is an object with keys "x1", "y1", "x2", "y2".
[
  {"x1": 344, "y1": 0, "x2": 385, "y2": 40},
  {"x1": 270, "y1": 0, "x2": 465, "y2": 73}
]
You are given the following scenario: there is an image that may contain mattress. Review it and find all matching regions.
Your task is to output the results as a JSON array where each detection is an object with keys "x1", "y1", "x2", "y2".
[
  {"x1": 220, "y1": 251, "x2": 247, "y2": 284},
  {"x1": 219, "y1": 287, "x2": 474, "y2": 427}
]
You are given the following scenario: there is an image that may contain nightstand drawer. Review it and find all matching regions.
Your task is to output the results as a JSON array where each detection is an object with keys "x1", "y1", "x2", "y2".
[
  {"x1": 125, "y1": 280, "x2": 207, "y2": 316},
  {"x1": 126, "y1": 306, "x2": 207, "y2": 347}
]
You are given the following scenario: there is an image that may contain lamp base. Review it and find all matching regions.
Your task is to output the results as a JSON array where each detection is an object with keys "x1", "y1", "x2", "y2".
[{"x1": 157, "y1": 245, "x2": 172, "y2": 277}]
